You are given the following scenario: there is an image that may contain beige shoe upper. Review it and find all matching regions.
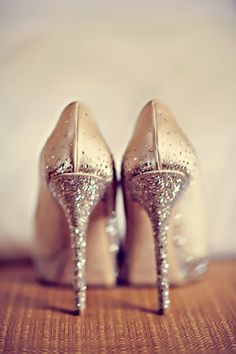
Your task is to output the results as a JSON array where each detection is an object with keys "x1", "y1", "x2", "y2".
[
  {"x1": 34, "y1": 102, "x2": 117, "y2": 286},
  {"x1": 122, "y1": 100, "x2": 196, "y2": 180},
  {"x1": 122, "y1": 100, "x2": 208, "y2": 285},
  {"x1": 41, "y1": 102, "x2": 114, "y2": 184}
]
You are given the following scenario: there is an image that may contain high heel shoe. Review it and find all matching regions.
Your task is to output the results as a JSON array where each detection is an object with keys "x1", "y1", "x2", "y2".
[
  {"x1": 34, "y1": 102, "x2": 118, "y2": 313},
  {"x1": 121, "y1": 100, "x2": 208, "y2": 313}
]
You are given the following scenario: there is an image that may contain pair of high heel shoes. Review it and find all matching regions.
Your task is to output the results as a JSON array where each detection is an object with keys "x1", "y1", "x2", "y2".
[{"x1": 34, "y1": 100, "x2": 207, "y2": 315}]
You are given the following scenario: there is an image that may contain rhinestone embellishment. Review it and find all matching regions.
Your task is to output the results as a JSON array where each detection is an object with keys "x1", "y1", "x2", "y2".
[
  {"x1": 49, "y1": 174, "x2": 107, "y2": 313},
  {"x1": 106, "y1": 211, "x2": 119, "y2": 253},
  {"x1": 129, "y1": 171, "x2": 188, "y2": 312}
]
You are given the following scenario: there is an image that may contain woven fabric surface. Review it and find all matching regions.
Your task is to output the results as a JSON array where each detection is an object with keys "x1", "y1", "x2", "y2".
[{"x1": 0, "y1": 260, "x2": 235, "y2": 353}]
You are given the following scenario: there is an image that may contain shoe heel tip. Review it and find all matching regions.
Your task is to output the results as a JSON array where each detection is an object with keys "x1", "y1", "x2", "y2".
[{"x1": 157, "y1": 308, "x2": 167, "y2": 315}]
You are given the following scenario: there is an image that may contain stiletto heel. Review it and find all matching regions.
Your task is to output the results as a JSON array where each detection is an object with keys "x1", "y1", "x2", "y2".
[
  {"x1": 122, "y1": 99, "x2": 207, "y2": 313},
  {"x1": 129, "y1": 171, "x2": 188, "y2": 313},
  {"x1": 34, "y1": 102, "x2": 118, "y2": 313},
  {"x1": 49, "y1": 174, "x2": 107, "y2": 312}
]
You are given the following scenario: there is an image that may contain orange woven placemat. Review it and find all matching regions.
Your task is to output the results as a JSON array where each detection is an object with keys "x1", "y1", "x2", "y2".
[{"x1": 0, "y1": 260, "x2": 235, "y2": 353}]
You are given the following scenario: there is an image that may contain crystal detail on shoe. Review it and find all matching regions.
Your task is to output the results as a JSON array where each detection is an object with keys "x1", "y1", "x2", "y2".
[
  {"x1": 49, "y1": 174, "x2": 107, "y2": 313},
  {"x1": 173, "y1": 234, "x2": 186, "y2": 247},
  {"x1": 106, "y1": 211, "x2": 119, "y2": 253},
  {"x1": 183, "y1": 257, "x2": 208, "y2": 280},
  {"x1": 129, "y1": 171, "x2": 188, "y2": 312}
]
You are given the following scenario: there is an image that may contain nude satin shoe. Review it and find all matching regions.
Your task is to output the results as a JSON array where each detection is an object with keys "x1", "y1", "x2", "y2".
[
  {"x1": 121, "y1": 100, "x2": 208, "y2": 313},
  {"x1": 34, "y1": 102, "x2": 118, "y2": 313}
]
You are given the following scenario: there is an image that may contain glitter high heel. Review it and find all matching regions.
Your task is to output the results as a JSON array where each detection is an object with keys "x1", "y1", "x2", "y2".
[
  {"x1": 34, "y1": 102, "x2": 118, "y2": 313},
  {"x1": 122, "y1": 100, "x2": 208, "y2": 313}
]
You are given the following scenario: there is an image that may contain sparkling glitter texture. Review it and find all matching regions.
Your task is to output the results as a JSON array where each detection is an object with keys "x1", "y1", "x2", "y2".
[
  {"x1": 49, "y1": 174, "x2": 107, "y2": 312},
  {"x1": 129, "y1": 171, "x2": 188, "y2": 312}
]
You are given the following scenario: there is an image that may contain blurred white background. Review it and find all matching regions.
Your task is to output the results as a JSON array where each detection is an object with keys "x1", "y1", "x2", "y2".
[{"x1": 0, "y1": 0, "x2": 235, "y2": 257}]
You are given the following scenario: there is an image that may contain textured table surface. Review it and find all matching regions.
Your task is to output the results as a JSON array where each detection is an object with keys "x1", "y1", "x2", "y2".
[{"x1": 0, "y1": 260, "x2": 235, "y2": 353}]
